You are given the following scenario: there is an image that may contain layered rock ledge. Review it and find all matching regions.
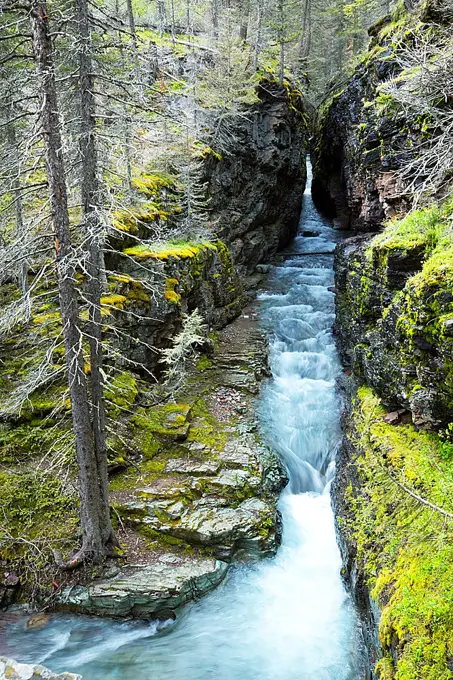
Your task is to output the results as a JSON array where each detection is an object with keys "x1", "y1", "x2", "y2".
[{"x1": 56, "y1": 307, "x2": 287, "y2": 619}]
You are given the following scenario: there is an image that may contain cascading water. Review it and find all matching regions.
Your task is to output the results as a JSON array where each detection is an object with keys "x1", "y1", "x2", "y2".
[{"x1": 0, "y1": 161, "x2": 364, "y2": 679}]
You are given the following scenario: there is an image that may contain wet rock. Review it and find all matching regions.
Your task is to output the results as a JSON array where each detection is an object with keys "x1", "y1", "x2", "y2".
[
  {"x1": 169, "y1": 497, "x2": 278, "y2": 558},
  {"x1": 383, "y1": 409, "x2": 410, "y2": 426},
  {"x1": 0, "y1": 657, "x2": 81, "y2": 679},
  {"x1": 25, "y1": 614, "x2": 50, "y2": 631},
  {"x1": 57, "y1": 557, "x2": 229, "y2": 619},
  {"x1": 165, "y1": 501, "x2": 185, "y2": 520},
  {"x1": 205, "y1": 80, "x2": 309, "y2": 276},
  {"x1": 103, "y1": 567, "x2": 120, "y2": 580},
  {"x1": 0, "y1": 573, "x2": 20, "y2": 609}
]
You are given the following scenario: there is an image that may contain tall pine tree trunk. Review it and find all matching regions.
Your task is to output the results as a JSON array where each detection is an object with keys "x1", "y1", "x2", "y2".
[
  {"x1": 278, "y1": 0, "x2": 285, "y2": 86},
  {"x1": 76, "y1": 0, "x2": 116, "y2": 550},
  {"x1": 6, "y1": 122, "x2": 29, "y2": 312},
  {"x1": 253, "y1": 0, "x2": 262, "y2": 72},
  {"x1": 239, "y1": 0, "x2": 250, "y2": 42},
  {"x1": 30, "y1": 0, "x2": 105, "y2": 562},
  {"x1": 125, "y1": 0, "x2": 143, "y2": 99}
]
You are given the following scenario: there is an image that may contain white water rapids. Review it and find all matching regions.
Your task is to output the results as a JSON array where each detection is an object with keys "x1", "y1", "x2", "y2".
[{"x1": 1, "y1": 161, "x2": 364, "y2": 679}]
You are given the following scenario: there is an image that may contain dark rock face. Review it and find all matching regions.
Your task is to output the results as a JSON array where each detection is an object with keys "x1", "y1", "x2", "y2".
[
  {"x1": 312, "y1": 70, "x2": 409, "y2": 232},
  {"x1": 106, "y1": 82, "x2": 309, "y2": 377},
  {"x1": 312, "y1": 0, "x2": 452, "y2": 233},
  {"x1": 206, "y1": 81, "x2": 308, "y2": 274},
  {"x1": 108, "y1": 242, "x2": 244, "y2": 377},
  {"x1": 335, "y1": 235, "x2": 453, "y2": 428}
]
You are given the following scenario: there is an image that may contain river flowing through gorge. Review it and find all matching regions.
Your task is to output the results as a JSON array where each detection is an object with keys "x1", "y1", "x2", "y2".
[{"x1": 1, "y1": 162, "x2": 365, "y2": 679}]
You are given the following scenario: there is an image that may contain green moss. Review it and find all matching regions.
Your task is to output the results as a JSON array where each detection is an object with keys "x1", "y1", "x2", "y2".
[
  {"x1": 185, "y1": 398, "x2": 228, "y2": 451},
  {"x1": 347, "y1": 387, "x2": 453, "y2": 679},
  {"x1": 196, "y1": 355, "x2": 213, "y2": 371},
  {"x1": 0, "y1": 470, "x2": 78, "y2": 588},
  {"x1": 131, "y1": 172, "x2": 178, "y2": 197},
  {"x1": 105, "y1": 371, "x2": 138, "y2": 418},
  {"x1": 370, "y1": 200, "x2": 452, "y2": 257},
  {"x1": 165, "y1": 278, "x2": 181, "y2": 305},
  {"x1": 123, "y1": 241, "x2": 216, "y2": 261},
  {"x1": 131, "y1": 403, "x2": 192, "y2": 459},
  {"x1": 100, "y1": 294, "x2": 127, "y2": 312},
  {"x1": 107, "y1": 274, "x2": 151, "y2": 306}
]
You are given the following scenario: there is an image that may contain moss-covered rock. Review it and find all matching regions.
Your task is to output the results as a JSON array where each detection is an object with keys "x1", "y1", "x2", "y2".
[
  {"x1": 335, "y1": 200, "x2": 453, "y2": 428},
  {"x1": 335, "y1": 385, "x2": 453, "y2": 679}
]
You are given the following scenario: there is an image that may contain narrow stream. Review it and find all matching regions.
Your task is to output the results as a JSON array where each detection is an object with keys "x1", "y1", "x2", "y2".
[{"x1": 1, "y1": 161, "x2": 364, "y2": 679}]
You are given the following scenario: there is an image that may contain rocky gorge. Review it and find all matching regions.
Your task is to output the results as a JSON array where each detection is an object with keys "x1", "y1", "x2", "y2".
[
  {"x1": 0, "y1": 79, "x2": 307, "y2": 622},
  {"x1": 313, "y1": 1, "x2": 453, "y2": 678},
  {"x1": 1, "y1": 0, "x2": 453, "y2": 677}
]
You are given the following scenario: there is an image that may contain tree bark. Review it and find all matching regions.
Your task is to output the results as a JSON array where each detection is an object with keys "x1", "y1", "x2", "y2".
[
  {"x1": 76, "y1": 0, "x2": 116, "y2": 550},
  {"x1": 278, "y1": 0, "x2": 285, "y2": 86},
  {"x1": 125, "y1": 0, "x2": 143, "y2": 99},
  {"x1": 212, "y1": 0, "x2": 218, "y2": 37},
  {"x1": 30, "y1": 0, "x2": 104, "y2": 562},
  {"x1": 253, "y1": 0, "x2": 262, "y2": 71},
  {"x1": 239, "y1": 0, "x2": 250, "y2": 42},
  {"x1": 298, "y1": 0, "x2": 311, "y2": 70},
  {"x1": 6, "y1": 122, "x2": 29, "y2": 310}
]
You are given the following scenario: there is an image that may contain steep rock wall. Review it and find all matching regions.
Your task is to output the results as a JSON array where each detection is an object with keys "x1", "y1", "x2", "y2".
[
  {"x1": 335, "y1": 210, "x2": 453, "y2": 429},
  {"x1": 205, "y1": 80, "x2": 309, "y2": 274},
  {"x1": 321, "y1": 4, "x2": 453, "y2": 678},
  {"x1": 311, "y1": 0, "x2": 451, "y2": 231}
]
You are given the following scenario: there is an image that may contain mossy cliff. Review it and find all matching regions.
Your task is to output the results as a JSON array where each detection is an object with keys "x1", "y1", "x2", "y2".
[
  {"x1": 336, "y1": 200, "x2": 453, "y2": 429},
  {"x1": 107, "y1": 239, "x2": 244, "y2": 376},
  {"x1": 311, "y1": 0, "x2": 451, "y2": 231},
  {"x1": 333, "y1": 148, "x2": 453, "y2": 678},
  {"x1": 321, "y1": 5, "x2": 453, "y2": 675},
  {"x1": 335, "y1": 386, "x2": 453, "y2": 680}
]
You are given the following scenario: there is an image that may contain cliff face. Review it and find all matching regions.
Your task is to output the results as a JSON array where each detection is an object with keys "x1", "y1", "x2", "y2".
[
  {"x1": 335, "y1": 207, "x2": 453, "y2": 429},
  {"x1": 333, "y1": 202, "x2": 453, "y2": 678},
  {"x1": 311, "y1": 0, "x2": 451, "y2": 231},
  {"x1": 313, "y1": 5, "x2": 453, "y2": 679},
  {"x1": 311, "y1": 61, "x2": 408, "y2": 231},
  {"x1": 206, "y1": 80, "x2": 308, "y2": 274},
  {"x1": 105, "y1": 80, "x2": 309, "y2": 375}
]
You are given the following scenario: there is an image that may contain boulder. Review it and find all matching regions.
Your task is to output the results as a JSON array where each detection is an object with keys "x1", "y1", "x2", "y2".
[
  {"x1": 0, "y1": 657, "x2": 81, "y2": 680},
  {"x1": 57, "y1": 556, "x2": 228, "y2": 619}
]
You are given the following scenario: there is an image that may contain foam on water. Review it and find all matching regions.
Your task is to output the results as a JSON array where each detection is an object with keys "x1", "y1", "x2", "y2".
[{"x1": 1, "y1": 160, "x2": 364, "y2": 679}]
